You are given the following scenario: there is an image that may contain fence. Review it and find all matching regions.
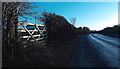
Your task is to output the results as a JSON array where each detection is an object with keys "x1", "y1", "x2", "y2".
[{"x1": 18, "y1": 22, "x2": 47, "y2": 42}]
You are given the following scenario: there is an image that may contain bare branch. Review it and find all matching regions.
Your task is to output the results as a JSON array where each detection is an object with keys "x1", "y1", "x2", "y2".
[{"x1": 70, "y1": 17, "x2": 76, "y2": 26}]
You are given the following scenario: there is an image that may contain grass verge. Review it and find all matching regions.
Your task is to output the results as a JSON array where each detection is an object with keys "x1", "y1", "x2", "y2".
[{"x1": 3, "y1": 37, "x2": 78, "y2": 67}]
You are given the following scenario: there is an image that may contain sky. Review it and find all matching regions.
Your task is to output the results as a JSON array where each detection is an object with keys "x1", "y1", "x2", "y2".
[
  {"x1": 21, "y1": 2, "x2": 118, "y2": 31},
  {"x1": 28, "y1": 0, "x2": 119, "y2": 2},
  {"x1": 1, "y1": 0, "x2": 119, "y2": 2}
]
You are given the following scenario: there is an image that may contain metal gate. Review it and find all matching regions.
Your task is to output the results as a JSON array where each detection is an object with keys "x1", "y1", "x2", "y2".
[{"x1": 18, "y1": 22, "x2": 47, "y2": 42}]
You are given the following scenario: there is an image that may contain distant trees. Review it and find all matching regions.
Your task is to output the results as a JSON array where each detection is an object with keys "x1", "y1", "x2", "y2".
[
  {"x1": 77, "y1": 26, "x2": 91, "y2": 35},
  {"x1": 78, "y1": 27, "x2": 82, "y2": 29},
  {"x1": 82, "y1": 26, "x2": 91, "y2": 34},
  {"x1": 83, "y1": 27, "x2": 90, "y2": 30},
  {"x1": 99, "y1": 25, "x2": 120, "y2": 38}
]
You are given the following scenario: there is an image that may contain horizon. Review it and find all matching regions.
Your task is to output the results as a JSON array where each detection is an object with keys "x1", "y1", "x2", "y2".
[{"x1": 20, "y1": 2, "x2": 118, "y2": 31}]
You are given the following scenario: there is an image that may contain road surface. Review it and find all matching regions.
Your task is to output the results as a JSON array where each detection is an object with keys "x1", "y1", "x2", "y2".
[{"x1": 70, "y1": 34, "x2": 120, "y2": 67}]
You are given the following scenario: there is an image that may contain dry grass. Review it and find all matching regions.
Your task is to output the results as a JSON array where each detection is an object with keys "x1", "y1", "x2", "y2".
[
  {"x1": 47, "y1": 38, "x2": 78, "y2": 67},
  {"x1": 3, "y1": 38, "x2": 78, "y2": 68}
]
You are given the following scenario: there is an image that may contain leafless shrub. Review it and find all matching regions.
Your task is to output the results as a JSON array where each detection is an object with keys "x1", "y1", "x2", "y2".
[{"x1": 70, "y1": 17, "x2": 76, "y2": 26}]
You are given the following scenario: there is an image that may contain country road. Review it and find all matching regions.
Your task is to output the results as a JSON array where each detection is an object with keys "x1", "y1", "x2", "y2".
[{"x1": 70, "y1": 34, "x2": 120, "y2": 67}]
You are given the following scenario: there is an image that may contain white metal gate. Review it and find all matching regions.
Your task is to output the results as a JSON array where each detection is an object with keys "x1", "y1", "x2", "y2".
[{"x1": 18, "y1": 22, "x2": 47, "y2": 42}]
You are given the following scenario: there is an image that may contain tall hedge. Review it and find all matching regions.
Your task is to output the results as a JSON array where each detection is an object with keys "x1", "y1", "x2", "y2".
[{"x1": 40, "y1": 12, "x2": 77, "y2": 43}]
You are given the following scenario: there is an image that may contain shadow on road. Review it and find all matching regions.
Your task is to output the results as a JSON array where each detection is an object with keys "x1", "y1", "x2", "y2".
[{"x1": 70, "y1": 35, "x2": 107, "y2": 67}]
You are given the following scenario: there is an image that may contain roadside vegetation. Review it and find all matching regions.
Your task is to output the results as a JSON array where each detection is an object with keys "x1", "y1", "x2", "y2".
[
  {"x1": 2, "y1": 2, "x2": 90, "y2": 68},
  {"x1": 91, "y1": 25, "x2": 120, "y2": 38},
  {"x1": 4, "y1": 1, "x2": 120, "y2": 68}
]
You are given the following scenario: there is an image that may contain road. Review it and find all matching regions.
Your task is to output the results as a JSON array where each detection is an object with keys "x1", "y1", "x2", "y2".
[{"x1": 70, "y1": 34, "x2": 120, "y2": 67}]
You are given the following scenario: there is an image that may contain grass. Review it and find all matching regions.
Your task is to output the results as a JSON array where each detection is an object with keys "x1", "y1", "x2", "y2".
[
  {"x1": 47, "y1": 38, "x2": 78, "y2": 67},
  {"x1": 3, "y1": 37, "x2": 78, "y2": 68}
]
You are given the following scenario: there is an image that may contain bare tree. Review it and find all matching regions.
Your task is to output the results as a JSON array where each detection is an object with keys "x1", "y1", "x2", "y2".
[
  {"x1": 2, "y1": 2, "x2": 37, "y2": 57},
  {"x1": 70, "y1": 17, "x2": 76, "y2": 26}
]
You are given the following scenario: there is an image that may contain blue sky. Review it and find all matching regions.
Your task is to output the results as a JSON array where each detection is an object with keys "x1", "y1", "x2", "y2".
[
  {"x1": 21, "y1": 2, "x2": 118, "y2": 31},
  {"x1": 28, "y1": 0, "x2": 119, "y2": 2}
]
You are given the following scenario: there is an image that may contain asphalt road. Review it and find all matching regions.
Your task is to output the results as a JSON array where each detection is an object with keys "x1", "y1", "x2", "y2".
[
  {"x1": 70, "y1": 35, "x2": 106, "y2": 67},
  {"x1": 88, "y1": 34, "x2": 119, "y2": 67}
]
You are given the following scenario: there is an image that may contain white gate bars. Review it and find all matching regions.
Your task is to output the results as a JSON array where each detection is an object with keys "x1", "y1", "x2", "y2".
[{"x1": 18, "y1": 22, "x2": 47, "y2": 42}]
